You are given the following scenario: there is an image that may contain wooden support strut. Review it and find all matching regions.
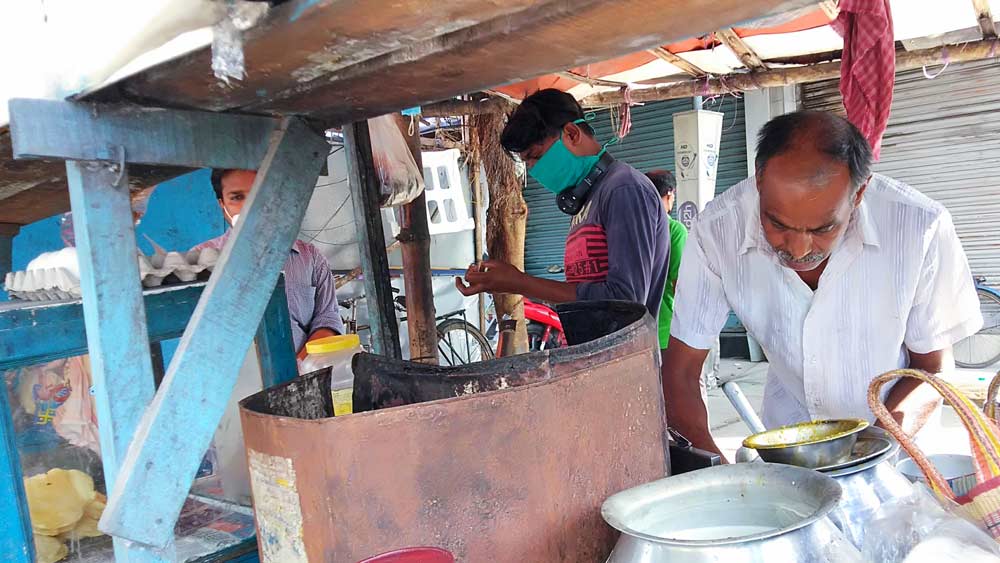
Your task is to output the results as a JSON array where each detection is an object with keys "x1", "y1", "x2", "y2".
[
  {"x1": 716, "y1": 28, "x2": 768, "y2": 71},
  {"x1": 581, "y1": 39, "x2": 1000, "y2": 106},
  {"x1": 647, "y1": 47, "x2": 708, "y2": 77},
  {"x1": 65, "y1": 160, "x2": 172, "y2": 561},
  {"x1": 8, "y1": 99, "x2": 280, "y2": 169},
  {"x1": 99, "y1": 117, "x2": 329, "y2": 547},
  {"x1": 344, "y1": 121, "x2": 403, "y2": 359},
  {"x1": 555, "y1": 71, "x2": 628, "y2": 88},
  {"x1": 973, "y1": 0, "x2": 998, "y2": 39},
  {"x1": 395, "y1": 114, "x2": 438, "y2": 364}
]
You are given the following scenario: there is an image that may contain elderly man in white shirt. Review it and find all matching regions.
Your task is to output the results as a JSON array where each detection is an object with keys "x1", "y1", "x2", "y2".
[{"x1": 663, "y1": 110, "x2": 983, "y2": 457}]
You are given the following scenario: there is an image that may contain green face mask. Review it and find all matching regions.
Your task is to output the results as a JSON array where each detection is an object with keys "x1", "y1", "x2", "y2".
[{"x1": 529, "y1": 118, "x2": 608, "y2": 194}]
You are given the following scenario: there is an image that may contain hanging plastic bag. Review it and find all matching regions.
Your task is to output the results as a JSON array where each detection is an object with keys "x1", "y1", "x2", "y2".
[
  {"x1": 861, "y1": 483, "x2": 1000, "y2": 563},
  {"x1": 367, "y1": 114, "x2": 425, "y2": 207}
]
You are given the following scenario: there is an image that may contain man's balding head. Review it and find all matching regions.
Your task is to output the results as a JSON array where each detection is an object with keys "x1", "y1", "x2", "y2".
[
  {"x1": 755, "y1": 111, "x2": 873, "y2": 192},
  {"x1": 753, "y1": 111, "x2": 873, "y2": 273}
]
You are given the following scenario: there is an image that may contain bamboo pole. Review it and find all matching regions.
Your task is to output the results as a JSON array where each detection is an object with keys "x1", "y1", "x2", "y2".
[
  {"x1": 422, "y1": 97, "x2": 512, "y2": 117},
  {"x1": 465, "y1": 116, "x2": 488, "y2": 331},
  {"x1": 395, "y1": 113, "x2": 439, "y2": 364},
  {"x1": 582, "y1": 40, "x2": 1000, "y2": 106},
  {"x1": 469, "y1": 112, "x2": 529, "y2": 354}
]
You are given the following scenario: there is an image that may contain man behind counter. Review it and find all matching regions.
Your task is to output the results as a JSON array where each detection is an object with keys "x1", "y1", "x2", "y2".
[
  {"x1": 455, "y1": 89, "x2": 669, "y2": 319},
  {"x1": 663, "y1": 111, "x2": 982, "y2": 456},
  {"x1": 192, "y1": 169, "x2": 344, "y2": 360}
]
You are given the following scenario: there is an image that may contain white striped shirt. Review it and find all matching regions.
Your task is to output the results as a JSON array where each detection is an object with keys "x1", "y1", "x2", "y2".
[{"x1": 672, "y1": 174, "x2": 982, "y2": 428}]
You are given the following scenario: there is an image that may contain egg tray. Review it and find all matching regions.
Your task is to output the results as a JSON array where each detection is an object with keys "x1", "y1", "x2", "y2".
[{"x1": 4, "y1": 248, "x2": 220, "y2": 301}]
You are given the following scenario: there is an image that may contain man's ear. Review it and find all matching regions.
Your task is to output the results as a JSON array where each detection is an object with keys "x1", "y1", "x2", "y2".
[
  {"x1": 852, "y1": 176, "x2": 870, "y2": 207},
  {"x1": 563, "y1": 121, "x2": 585, "y2": 145}
]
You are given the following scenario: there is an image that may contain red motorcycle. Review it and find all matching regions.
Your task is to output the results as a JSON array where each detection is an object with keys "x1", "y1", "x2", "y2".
[{"x1": 486, "y1": 298, "x2": 567, "y2": 354}]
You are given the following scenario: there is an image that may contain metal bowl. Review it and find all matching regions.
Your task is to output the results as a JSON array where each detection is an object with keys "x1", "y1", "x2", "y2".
[
  {"x1": 742, "y1": 419, "x2": 869, "y2": 469},
  {"x1": 602, "y1": 463, "x2": 859, "y2": 562}
]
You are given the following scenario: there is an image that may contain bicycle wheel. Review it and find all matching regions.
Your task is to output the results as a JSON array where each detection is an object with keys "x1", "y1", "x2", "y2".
[
  {"x1": 955, "y1": 287, "x2": 1000, "y2": 369},
  {"x1": 436, "y1": 318, "x2": 494, "y2": 366}
]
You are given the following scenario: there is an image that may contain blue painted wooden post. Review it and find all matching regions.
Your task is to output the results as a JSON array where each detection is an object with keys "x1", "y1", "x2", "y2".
[
  {"x1": 0, "y1": 377, "x2": 33, "y2": 562},
  {"x1": 101, "y1": 117, "x2": 328, "y2": 547},
  {"x1": 256, "y1": 275, "x2": 298, "y2": 388},
  {"x1": 66, "y1": 160, "x2": 173, "y2": 561},
  {"x1": 0, "y1": 224, "x2": 16, "y2": 301}
]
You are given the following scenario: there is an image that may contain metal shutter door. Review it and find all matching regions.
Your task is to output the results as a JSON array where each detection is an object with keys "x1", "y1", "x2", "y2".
[
  {"x1": 523, "y1": 96, "x2": 748, "y2": 278},
  {"x1": 802, "y1": 60, "x2": 1000, "y2": 284}
]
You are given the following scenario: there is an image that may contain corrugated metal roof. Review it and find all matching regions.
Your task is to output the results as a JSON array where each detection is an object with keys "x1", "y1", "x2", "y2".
[{"x1": 802, "y1": 59, "x2": 1000, "y2": 285}]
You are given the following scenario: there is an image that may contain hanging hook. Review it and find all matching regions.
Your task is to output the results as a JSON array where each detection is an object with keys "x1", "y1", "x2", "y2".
[{"x1": 922, "y1": 46, "x2": 950, "y2": 79}]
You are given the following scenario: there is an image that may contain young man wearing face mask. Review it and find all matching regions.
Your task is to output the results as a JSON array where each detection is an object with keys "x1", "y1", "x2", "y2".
[
  {"x1": 663, "y1": 111, "x2": 982, "y2": 457},
  {"x1": 191, "y1": 169, "x2": 344, "y2": 361},
  {"x1": 456, "y1": 89, "x2": 670, "y2": 320}
]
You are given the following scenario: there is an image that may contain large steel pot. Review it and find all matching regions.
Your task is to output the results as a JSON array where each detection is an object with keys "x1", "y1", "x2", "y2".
[
  {"x1": 602, "y1": 463, "x2": 862, "y2": 562},
  {"x1": 823, "y1": 427, "x2": 912, "y2": 549}
]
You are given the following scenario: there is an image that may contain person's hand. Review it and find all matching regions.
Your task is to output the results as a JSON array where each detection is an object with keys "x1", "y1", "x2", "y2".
[{"x1": 455, "y1": 260, "x2": 525, "y2": 296}]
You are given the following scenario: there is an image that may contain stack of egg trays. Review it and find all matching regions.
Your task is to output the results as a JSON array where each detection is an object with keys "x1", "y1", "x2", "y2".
[{"x1": 4, "y1": 248, "x2": 220, "y2": 300}]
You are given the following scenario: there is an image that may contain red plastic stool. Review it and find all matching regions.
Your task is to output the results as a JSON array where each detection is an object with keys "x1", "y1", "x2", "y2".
[{"x1": 357, "y1": 547, "x2": 455, "y2": 563}]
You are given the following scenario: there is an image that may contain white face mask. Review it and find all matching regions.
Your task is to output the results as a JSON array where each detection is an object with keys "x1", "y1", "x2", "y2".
[{"x1": 224, "y1": 206, "x2": 240, "y2": 227}]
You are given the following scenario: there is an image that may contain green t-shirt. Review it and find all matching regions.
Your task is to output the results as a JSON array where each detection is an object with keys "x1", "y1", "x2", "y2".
[{"x1": 658, "y1": 217, "x2": 688, "y2": 349}]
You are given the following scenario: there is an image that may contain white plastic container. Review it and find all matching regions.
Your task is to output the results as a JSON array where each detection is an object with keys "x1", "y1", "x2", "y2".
[{"x1": 298, "y1": 335, "x2": 362, "y2": 416}]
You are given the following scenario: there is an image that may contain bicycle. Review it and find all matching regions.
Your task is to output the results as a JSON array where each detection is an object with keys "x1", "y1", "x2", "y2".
[
  {"x1": 338, "y1": 289, "x2": 494, "y2": 366},
  {"x1": 954, "y1": 276, "x2": 1000, "y2": 369}
]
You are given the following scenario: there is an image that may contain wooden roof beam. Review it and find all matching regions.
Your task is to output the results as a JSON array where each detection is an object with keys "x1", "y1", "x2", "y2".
[
  {"x1": 422, "y1": 97, "x2": 514, "y2": 117},
  {"x1": 92, "y1": 0, "x2": 802, "y2": 124},
  {"x1": 581, "y1": 39, "x2": 1000, "y2": 106},
  {"x1": 647, "y1": 47, "x2": 708, "y2": 77},
  {"x1": 972, "y1": 0, "x2": 998, "y2": 39},
  {"x1": 716, "y1": 28, "x2": 769, "y2": 70}
]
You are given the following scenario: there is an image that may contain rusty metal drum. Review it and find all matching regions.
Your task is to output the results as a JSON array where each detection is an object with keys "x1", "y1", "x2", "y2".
[{"x1": 239, "y1": 300, "x2": 669, "y2": 562}]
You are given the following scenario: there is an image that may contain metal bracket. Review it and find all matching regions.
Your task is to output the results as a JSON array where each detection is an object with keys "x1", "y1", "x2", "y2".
[
  {"x1": 106, "y1": 145, "x2": 127, "y2": 187},
  {"x1": 395, "y1": 227, "x2": 430, "y2": 243}
]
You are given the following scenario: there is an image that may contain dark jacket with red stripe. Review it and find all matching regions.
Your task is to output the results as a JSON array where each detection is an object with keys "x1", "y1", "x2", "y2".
[{"x1": 564, "y1": 160, "x2": 670, "y2": 320}]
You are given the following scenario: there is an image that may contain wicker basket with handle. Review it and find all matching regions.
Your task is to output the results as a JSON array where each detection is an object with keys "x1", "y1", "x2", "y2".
[
  {"x1": 985, "y1": 371, "x2": 1000, "y2": 423},
  {"x1": 869, "y1": 368, "x2": 1000, "y2": 540}
]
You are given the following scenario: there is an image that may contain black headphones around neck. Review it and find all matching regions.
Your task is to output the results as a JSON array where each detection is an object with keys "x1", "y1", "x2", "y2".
[{"x1": 556, "y1": 152, "x2": 616, "y2": 216}]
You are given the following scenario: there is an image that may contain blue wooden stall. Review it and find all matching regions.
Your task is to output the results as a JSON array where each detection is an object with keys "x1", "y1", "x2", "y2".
[
  {"x1": 0, "y1": 279, "x2": 296, "y2": 562},
  {"x1": 2, "y1": 98, "x2": 321, "y2": 562}
]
